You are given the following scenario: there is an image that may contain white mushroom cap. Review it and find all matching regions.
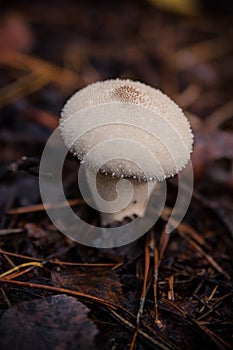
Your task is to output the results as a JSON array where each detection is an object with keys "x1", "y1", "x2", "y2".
[{"x1": 60, "y1": 79, "x2": 193, "y2": 182}]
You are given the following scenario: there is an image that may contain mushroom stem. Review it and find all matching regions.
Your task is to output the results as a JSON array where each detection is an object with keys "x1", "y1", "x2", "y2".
[{"x1": 85, "y1": 168, "x2": 158, "y2": 225}]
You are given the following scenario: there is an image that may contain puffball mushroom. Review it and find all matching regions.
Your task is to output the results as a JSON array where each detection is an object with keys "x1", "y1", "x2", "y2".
[{"x1": 60, "y1": 79, "x2": 193, "y2": 225}]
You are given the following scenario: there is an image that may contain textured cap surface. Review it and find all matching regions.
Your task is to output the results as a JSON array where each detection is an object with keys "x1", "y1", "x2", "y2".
[{"x1": 60, "y1": 79, "x2": 193, "y2": 181}]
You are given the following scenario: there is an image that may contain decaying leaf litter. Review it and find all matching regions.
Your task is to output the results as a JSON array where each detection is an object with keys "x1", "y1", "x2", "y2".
[{"x1": 0, "y1": 1, "x2": 232, "y2": 349}]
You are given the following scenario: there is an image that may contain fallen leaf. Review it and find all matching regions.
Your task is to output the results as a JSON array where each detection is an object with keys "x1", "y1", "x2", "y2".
[
  {"x1": 51, "y1": 267, "x2": 123, "y2": 305},
  {"x1": 0, "y1": 295, "x2": 98, "y2": 350}
]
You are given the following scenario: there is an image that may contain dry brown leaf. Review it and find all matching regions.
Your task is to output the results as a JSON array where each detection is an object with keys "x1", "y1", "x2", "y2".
[
  {"x1": 51, "y1": 267, "x2": 124, "y2": 305},
  {"x1": 0, "y1": 295, "x2": 98, "y2": 350}
]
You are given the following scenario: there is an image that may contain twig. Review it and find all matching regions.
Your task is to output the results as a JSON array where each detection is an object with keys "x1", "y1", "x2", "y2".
[
  {"x1": 161, "y1": 298, "x2": 232, "y2": 349},
  {"x1": 130, "y1": 233, "x2": 151, "y2": 350},
  {"x1": 7, "y1": 198, "x2": 85, "y2": 215},
  {"x1": 158, "y1": 227, "x2": 171, "y2": 263},
  {"x1": 2, "y1": 253, "x2": 15, "y2": 268},
  {"x1": 0, "y1": 278, "x2": 117, "y2": 309},
  {"x1": 0, "y1": 51, "x2": 79, "y2": 87},
  {"x1": 190, "y1": 318, "x2": 232, "y2": 350},
  {"x1": 161, "y1": 208, "x2": 209, "y2": 248},
  {"x1": 152, "y1": 232, "x2": 161, "y2": 325},
  {"x1": 0, "y1": 262, "x2": 43, "y2": 279},
  {"x1": 0, "y1": 228, "x2": 24, "y2": 236},
  {"x1": 163, "y1": 210, "x2": 231, "y2": 280},
  {"x1": 197, "y1": 293, "x2": 232, "y2": 321},
  {"x1": 0, "y1": 72, "x2": 50, "y2": 108},
  {"x1": 0, "y1": 248, "x2": 120, "y2": 268},
  {"x1": 0, "y1": 287, "x2": 11, "y2": 307},
  {"x1": 110, "y1": 309, "x2": 172, "y2": 350},
  {"x1": 167, "y1": 275, "x2": 175, "y2": 301},
  {"x1": 199, "y1": 284, "x2": 218, "y2": 313},
  {"x1": 2, "y1": 266, "x2": 43, "y2": 280},
  {"x1": 182, "y1": 234, "x2": 231, "y2": 280}
]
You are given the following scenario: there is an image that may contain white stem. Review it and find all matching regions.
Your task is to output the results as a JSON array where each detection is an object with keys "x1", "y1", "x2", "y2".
[{"x1": 85, "y1": 168, "x2": 157, "y2": 225}]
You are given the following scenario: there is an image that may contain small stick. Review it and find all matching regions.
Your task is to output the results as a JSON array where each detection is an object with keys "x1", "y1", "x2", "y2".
[
  {"x1": 0, "y1": 287, "x2": 11, "y2": 307},
  {"x1": 159, "y1": 228, "x2": 171, "y2": 263},
  {"x1": 2, "y1": 266, "x2": 42, "y2": 280},
  {"x1": 0, "y1": 51, "x2": 79, "y2": 87},
  {"x1": 7, "y1": 198, "x2": 85, "y2": 215},
  {"x1": 0, "y1": 278, "x2": 117, "y2": 309},
  {"x1": 167, "y1": 275, "x2": 175, "y2": 301},
  {"x1": 199, "y1": 284, "x2": 218, "y2": 313},
  {"x1": 110, "y1": 309, "x2": 171, "y2": 350},
  {"x1": 2, "y1": 254, "x2": 15, "y2": 268},
  {"x1": 197, "y1": 293, "x2": 231, "y2": 321},
  {"x1": 130, "y1": 234, "x2": 151, "y2": 350},
  {"x1": 183, "y1": 234, "x2": 230, "y2": 280},
  {"x1": 0, "y1": 248, "x2": 120, "y2": 268},
  {"x1": 0, "y1": 262, "x2": 43, "y2": 279},
  {"x1": 152, "y1": 232, "x2": 161, "y2": 325},
  {"x1": 0, "y1": 228, "x2": 24, "y2": 236}
]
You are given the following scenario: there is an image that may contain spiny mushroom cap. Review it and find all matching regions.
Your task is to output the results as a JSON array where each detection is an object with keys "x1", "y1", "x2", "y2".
[{"x1": 60, "y1": 79, "x2": 193, "y2": 182}]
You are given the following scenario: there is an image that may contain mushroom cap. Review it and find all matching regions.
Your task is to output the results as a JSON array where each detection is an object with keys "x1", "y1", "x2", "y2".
[{"x1": 60, "y1": 79, "x2": 193, "y2": 181}]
